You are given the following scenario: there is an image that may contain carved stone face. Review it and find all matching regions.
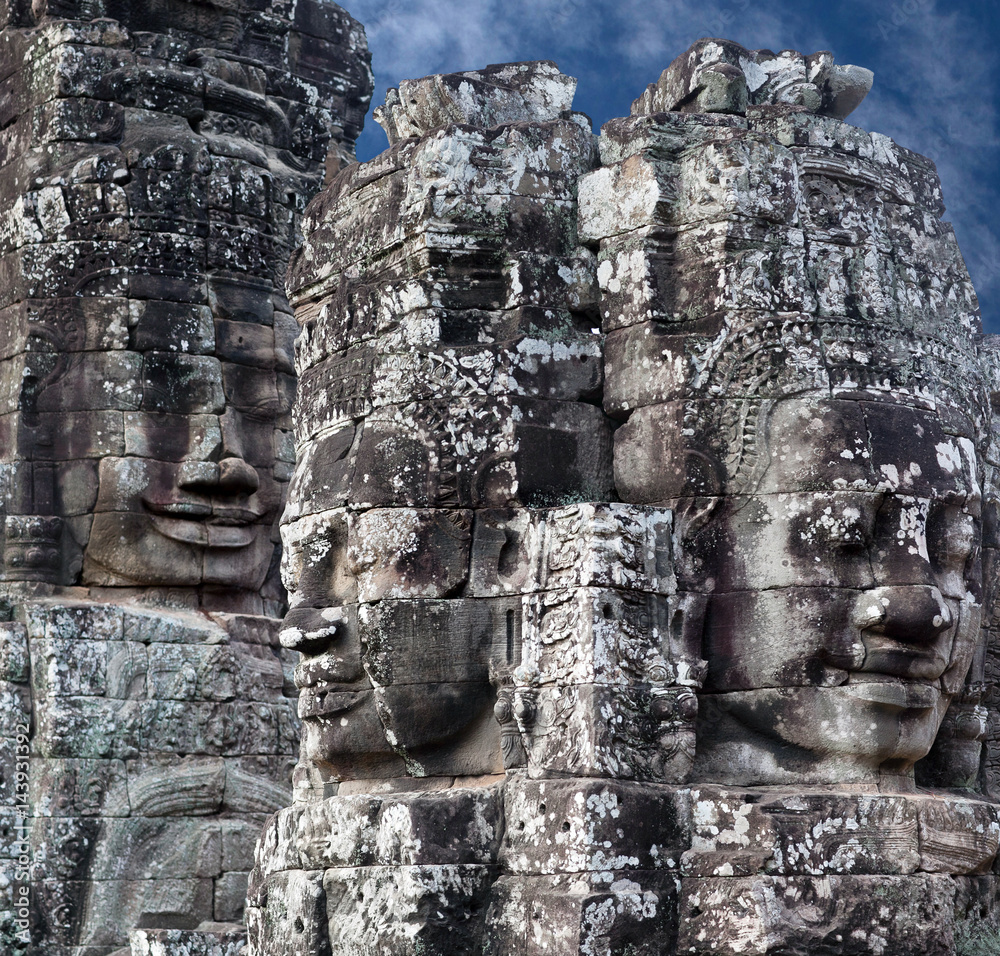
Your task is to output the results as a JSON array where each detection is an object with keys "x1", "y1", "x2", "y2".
[
  {"x1": 282, "y1": 510, "x2": 505, "y2": 785},
  {"x1": 53, "y1": 122, "x2": 294, "y2": 592},
  {"x1": 289, "y1": 599, "x2": 503, "y2": 782},
  {"x1": 697, "y1": 397, "x2": 983, "y2": 783},
  {"x1": 83, "y1": 394, "x2": 284, "y2": 590}
]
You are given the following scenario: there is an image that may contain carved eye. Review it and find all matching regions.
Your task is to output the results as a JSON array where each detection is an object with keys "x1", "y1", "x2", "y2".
[
  {"x1": 808, "y1": 502, "x2": 873, "y2": 550},
  {"x1": 243, "y1": 400, "x2": 285, "y2": 423}
]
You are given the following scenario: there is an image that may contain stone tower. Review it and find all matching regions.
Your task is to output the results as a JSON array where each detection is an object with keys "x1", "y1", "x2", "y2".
[
  {"x1": 0, "y1": 1, "x2": 372, "y2": 952},
  {"x1": 251, "y1": 40, "x2": 1000, "y2": 956}
]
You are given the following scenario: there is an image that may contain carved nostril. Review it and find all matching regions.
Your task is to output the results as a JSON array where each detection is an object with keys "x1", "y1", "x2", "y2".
[
  {"x1": 931, "y1": 602, "x2": 952, "y2": 631},
  {"x1": 854, "y1": 599, "x2": 886, "y2": 630}
]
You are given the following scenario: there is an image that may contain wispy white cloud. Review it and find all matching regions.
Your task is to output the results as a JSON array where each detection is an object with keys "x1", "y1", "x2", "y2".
[
  {"x1": 606, "y1": 0, "x2": 833, "y2": 68},
  {"x1": 848, "y1": 0, "x2": 999, "y2": 327}
]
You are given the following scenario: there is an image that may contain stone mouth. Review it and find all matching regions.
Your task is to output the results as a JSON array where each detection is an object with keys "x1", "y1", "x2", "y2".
[
  {"x1": 855, "y1": 646, "x2": 949, "y2": 683},
  {"x1": 841, "y1": 678, "x2": 940, "y2": 709},
  {"x1": 295, "y1": 657, "x2": 366, "y2": 692},
  {"x1": 298, "y1": 689, "x2": 367, "y2": 719},
  {"x1": 143, "y1": 498, "x2": 262, "y2": 547}
]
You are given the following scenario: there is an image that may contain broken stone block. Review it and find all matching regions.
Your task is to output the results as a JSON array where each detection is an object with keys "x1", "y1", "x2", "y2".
[
  {"x1": 630, "y1": 39, "x2": 872, "y2": 120},
  {"x1": 375, "y1": 60, "x2": 577, "y2": 144}
]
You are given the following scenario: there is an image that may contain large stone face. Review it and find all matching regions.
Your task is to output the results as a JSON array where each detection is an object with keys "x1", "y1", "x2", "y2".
[
  {"x1": 252, "y1": 38, "x2": 1000, "y2": 956},
  {"x1": 0, "y1": 2, "x2": 372, "y2": 953},
  {"x1": 0, "y1": 0, "x2": 371, "y2": 604}
]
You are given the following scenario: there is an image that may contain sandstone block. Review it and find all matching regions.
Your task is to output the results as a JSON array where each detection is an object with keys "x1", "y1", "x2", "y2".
[
  {"x1": 483, "y1": 871, "x2": 678, "y2": 956},
  {"x1": 28, "y1": 758, "x2": 129, "y2": 817},
  {"x1": 253, "y1": 869, "x2": 330, "y2": 956},
  {"x1": 519, "y1": 682, "x2": 697, "y2": 781},
  {"x1": 681, "y1": 788, "x2": 922, "y2": 877},
  {"x1": 35, "y1": 697, "x2": 141, "y2": 759},
  {"x1": 917, "y1": 796, "x2": 1000, "y2": 875},
  {"x1": 676, "y1": 874, "x2": 955, "y2": 956},
  {"x1": 324, "y1": 863, "x2": 497, "y2": 956},
  {"x1": 348, "y1": 508, "x2": 472, "y2": 602},
  {"x1": 125, "y1": 756, "x2": 226, "y2": 817},
  {"x1": 501, "y1": 778, "x2": 690, "y2": 875},
  {"x1": 214, "y1": 871, "x2": 250, "y2": 923}
]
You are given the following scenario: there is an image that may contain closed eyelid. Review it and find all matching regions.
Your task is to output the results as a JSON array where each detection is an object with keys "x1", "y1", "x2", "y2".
[{"x1": 237, "y1": 400, "x2": 286, "y2": 421}]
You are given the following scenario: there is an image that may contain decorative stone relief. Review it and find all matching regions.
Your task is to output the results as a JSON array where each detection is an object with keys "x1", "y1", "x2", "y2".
[
  {"x1": 0, "y1": 2, "x2": 372, "y2": 954},
  {"x1": 253, "y1": 38, "x2": 1000, "y2": 956}
]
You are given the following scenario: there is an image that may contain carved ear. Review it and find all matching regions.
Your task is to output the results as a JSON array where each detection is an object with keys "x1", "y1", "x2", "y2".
[
  {"x1": 671, "y1": 495, "x2": 718, "y2": 541},
  {"x1": 669, "y1": 447, "x2": 723, "y2": 541}
]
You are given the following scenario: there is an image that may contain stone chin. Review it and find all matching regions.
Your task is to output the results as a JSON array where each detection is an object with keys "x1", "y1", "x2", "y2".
[
  {"x1": 297, "y1": 682, "x2": 502, "y2": 782},
  {"x1": 696, "y1": 681, "x2": 956, "y2": 785},
  {"x1": 81, "y1": 511, "x2": 275, "y2": 589}
]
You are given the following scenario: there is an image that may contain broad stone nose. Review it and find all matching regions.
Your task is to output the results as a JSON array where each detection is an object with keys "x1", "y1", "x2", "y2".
[
  {"x1": 218, "y1": 456, "x2": 259, "y2": 494},
  {"x1": 852, "y1": 585, "x2": 953, "y2": 644}
]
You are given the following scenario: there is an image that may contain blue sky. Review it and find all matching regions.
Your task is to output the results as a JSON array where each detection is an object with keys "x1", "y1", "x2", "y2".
[{"x1": 345, "y1": 0, "x2": 999, "y2": 334}]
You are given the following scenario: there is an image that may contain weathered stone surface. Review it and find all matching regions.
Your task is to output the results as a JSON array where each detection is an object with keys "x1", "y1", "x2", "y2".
[
  {"x1": 0, "y1": 2, "x2": 374, "y2": 952},
  {"x1": 501, "y1": 779, "x2": 690, "y2": 875},
  {"x1": 129, "y1": 926, "x2": 247, "y2": 956},
  {"x1": 678, "y1": 874, "x2": 956, "y2": 955},
  {"x1": 375, "y1": 60, "x2": 577, "y2": 144},
  {"x1": 257, "y1": 35, "x2": 995, "y2": 956},
  {"x1": 484, "y1": 871, "x2": 678, "y2": 956},
  {"x1": 631, "y1": 39, "x2": 873, "y2": 120}
]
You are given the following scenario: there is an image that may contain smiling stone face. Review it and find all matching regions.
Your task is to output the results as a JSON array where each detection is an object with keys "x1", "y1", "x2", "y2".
[{"x1": 692, "y1": 397, "x2": 983, "y2": 784}]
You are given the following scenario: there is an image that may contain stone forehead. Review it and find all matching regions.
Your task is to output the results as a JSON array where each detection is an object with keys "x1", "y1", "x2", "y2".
[
  {"x1": 759, "y1": 398, "x2": 979, "y2": 497},
  {"x1": 686, "y1": 318, "x2": 989, "y2": 451}
]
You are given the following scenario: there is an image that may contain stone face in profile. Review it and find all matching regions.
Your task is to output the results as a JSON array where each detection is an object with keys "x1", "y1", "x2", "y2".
[{"x1": 280, "y1": 67, "x2": 612, "y2": 794}]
